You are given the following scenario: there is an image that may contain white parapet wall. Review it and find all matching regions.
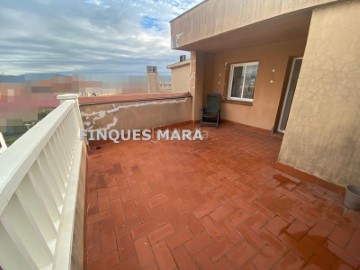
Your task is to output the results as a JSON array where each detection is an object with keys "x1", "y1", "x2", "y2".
[{"x1": 0, "y1": 94, "x2": 85, "y2": 270}]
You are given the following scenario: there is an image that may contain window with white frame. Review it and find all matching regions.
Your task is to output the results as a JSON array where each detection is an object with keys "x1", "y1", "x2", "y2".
[{"x1": 227, "y1": 62, "x2": 259, "y2": 102}]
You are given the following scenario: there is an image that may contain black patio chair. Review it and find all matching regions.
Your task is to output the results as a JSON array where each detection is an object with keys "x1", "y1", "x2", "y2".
[{"x1": 200, "y1": 93, "x2": 221, "y2": 128}]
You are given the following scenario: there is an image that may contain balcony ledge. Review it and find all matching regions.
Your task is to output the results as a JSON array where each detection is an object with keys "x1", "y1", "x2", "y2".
[{"x1": 78, "y1": 92, "x2": 192, "y2": 106}]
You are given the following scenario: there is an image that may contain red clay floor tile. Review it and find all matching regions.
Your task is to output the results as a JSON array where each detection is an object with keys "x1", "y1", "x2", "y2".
[
  {"x1": 152, "y1": 241, "x2": 177, "y2": 270},
  {"x1": 85, "y1": 124, "x2": 360, "y2": 270}
]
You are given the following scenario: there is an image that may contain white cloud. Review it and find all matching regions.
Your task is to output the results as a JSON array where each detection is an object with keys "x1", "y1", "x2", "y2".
[{"x1": 0, "y1": 0, "x2": 203, "y2": 75}]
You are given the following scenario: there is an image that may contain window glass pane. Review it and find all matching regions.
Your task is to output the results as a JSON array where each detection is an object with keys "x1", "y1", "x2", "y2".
[
  {"x1": 230, "y1": 66, "x2": 244, "y2": 98},
  {"x1": 243, "y1": 64, "x2": 258, "y2": 99}
]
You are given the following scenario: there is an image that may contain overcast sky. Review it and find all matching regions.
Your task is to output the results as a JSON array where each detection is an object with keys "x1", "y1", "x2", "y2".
[{"x1": 0, "y1": 0, "x2": 202, "y2": 76}]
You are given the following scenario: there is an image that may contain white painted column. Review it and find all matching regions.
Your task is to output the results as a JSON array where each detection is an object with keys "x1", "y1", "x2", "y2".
[{"x1": 57, "y1": 94, "x2": 79, "y2": 104}]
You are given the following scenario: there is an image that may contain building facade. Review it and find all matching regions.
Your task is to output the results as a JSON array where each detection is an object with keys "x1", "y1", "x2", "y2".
[
  {"x1": 167, "y1": 57, "x2": 191, "y2": 93},
  {"x1": 170, "y1": 0, "x2": 360, "y2": 187}
]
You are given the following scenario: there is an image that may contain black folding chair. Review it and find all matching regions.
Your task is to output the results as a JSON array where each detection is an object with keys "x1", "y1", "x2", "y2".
[{"x1": 200, "y1": 93, "x2": 221, "y2": 128}]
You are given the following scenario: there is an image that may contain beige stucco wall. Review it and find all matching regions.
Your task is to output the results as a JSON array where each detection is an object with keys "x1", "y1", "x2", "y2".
[
  {"x1": 203, "y1": 37, "x2": 307, "y2": 130},
  {"x1": 278, "y1": 1, "x2": 360, "y2": 186},
  {"x1": 170, "y1": 63, "x2": 191, "y2": 93},
  {"x1": 190, "y1": 51, "x2": 205, "y2": 121},
  {"x1": 80, "y1": 97, "x2": 192, "y2": 132},
  {"x1": 171, "y1": 0, "x2": 343, "y2": 49}
]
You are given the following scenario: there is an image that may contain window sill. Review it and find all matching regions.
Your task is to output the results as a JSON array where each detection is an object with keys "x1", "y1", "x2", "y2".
[{"x1": 223, "y1": 99, "x2": 253, "y2": 106}]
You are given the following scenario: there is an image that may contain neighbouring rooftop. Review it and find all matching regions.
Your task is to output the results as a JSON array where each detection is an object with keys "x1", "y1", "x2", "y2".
[{"x1": 85, "y1": 124, "x2": 360, "y2": 270}]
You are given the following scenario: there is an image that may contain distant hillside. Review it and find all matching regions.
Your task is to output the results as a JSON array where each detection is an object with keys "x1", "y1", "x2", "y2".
[
  {"x1": 0, "y1": 75, "x2": 25, "y2": 83},
  {"x1": 0, "y1": 73, "x2": 171, "y2": 83},
  {"x1": 24, "y1": 73, "x2": 69, "y2": 81},
  {"x1": 0, "y1": 73, "x2": 70, "y2": 83}
]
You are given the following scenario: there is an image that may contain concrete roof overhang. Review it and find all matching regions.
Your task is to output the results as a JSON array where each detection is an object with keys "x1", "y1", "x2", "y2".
[{"x1": 175, "y1": 11, "x2": 312, "y2": 53}]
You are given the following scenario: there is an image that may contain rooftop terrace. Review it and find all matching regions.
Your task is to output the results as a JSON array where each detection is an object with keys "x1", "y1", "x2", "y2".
[
  {"x1": 85, "y1": 124, "x2": 360, "y2": 270},
  {"x1": 1, "y1": 94, "x2": 359, "y2": 270}
]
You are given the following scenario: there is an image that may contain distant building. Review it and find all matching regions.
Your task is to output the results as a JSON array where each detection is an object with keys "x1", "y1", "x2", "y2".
[
  {"x1": 146, "y1": 66, "x2": 160, "y2": 93},
  {"x1": 167, "y1": 55, "x2": 190, "y2": 93}
]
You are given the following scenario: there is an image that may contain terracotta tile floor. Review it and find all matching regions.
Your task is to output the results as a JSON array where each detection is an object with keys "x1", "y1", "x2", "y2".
[{"x1": 85, "y1": 124, "x2": 360, "y2": 270}]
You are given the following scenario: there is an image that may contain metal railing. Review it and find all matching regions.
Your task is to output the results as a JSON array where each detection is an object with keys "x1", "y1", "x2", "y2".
[{"x1": 0, "y1": 94, "x2": 84, "y2": 270}]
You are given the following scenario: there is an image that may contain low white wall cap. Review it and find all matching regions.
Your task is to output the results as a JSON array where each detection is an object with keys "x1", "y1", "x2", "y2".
[{"x1": 57, "y1": 94, "x2": 79, "y2": 100}]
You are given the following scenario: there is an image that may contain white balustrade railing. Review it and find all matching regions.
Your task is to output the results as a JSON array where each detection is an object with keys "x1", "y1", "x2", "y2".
[{"x1": 0, "y1": 94, "x2": 84, "y2": 270}]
